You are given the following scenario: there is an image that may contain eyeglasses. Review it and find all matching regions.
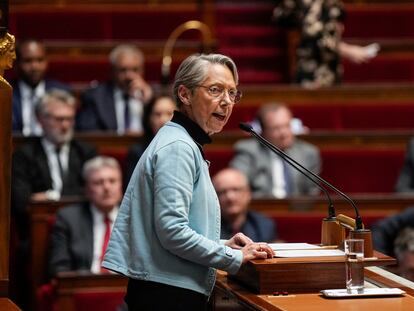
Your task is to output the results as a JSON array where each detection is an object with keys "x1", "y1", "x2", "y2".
[{"x1": 197, "y1": 84, "x2": 242, "y2": 104}]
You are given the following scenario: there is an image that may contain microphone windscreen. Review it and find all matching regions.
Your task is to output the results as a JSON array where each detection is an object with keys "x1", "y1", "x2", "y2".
[{"x1": 239, "y1": 122, "x2": 253, "y2": 133}]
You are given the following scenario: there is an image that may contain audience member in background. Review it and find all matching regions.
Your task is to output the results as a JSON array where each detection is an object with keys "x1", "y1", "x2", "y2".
[
  {"x1": 124, "y1": 95, "x2": 176, "y2": 185},
  {"x1": 395, "y1": 138, "x2": 414, "y2": 193},
  {"x1": 213, "y1": 168, "x2": 277, "y2": 243},
  {"x1": 49, "y1": 156, "x2": 122, "y2": 276},
  {"x1": 11, "y1": 39, "x2": 71, "y2": 136},
  {"x1": 230, "y1": 103, "x2": 321, "y2": 198},
  {"x1": 12, "y1": 89, "x2": 96, "y2": 241},
  {"x1": 273, "y1": 0, "x2": 378, "y2": 88},
  {"x1": 10, "y1": 89, "x2": 96, "y2": 310},
  {"x1": 372, "y1": 207, "x2": 414, "y2": 257},
  {"x1": 393, "y1": 228, "x2": 414, "y2": 282},
  {"x1": 77, "y1": 44, "x2": 153, "y2": 134}
]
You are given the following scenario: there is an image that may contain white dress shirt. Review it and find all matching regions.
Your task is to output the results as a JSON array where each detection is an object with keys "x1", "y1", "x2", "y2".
[
  {"x1": 114, "y1": 87, "x2": 143, "y2": 134},
  {"x1": 271, "y1": 153, "x2": 288, "y2": 198},
  {"x1": 41, "y1": 138, "x2": 70, "y2": 198},
  {"x1": 90, "y1": 205, "x2": 119, "y2": 274},
  {"x1": 19, "y1": 80, "x2": 45, "y2": 136}
]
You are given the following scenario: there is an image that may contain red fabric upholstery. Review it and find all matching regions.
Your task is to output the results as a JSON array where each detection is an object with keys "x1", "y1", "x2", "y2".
[
  {"x1": 343, "y1": 56, "x2": 414, "y2": 83},
  {"x1": 205, "y1": 147, "x2": 405, "y2": 193},
  {"x1": 205, "y1": 149, "x2": 235, "y2": 177},
  {"x1": 36, "y1": 283, "x2": 57, "y2": 311},
  {"x1": 73, "y1": 291, "x2": 125, "y2": 311},
  {"x1": 320, "y1": 148, "x2": 404, "y2": 193},
  {"x1": 9, "y1": 4, "x2": 414, "y2": 84},
  {"x1": 344, "y1": 5, "x2": 414, "y2": 39},
  {"x1": 224, "y1": 101, "x2": 414, "y2": 131},
  {"x1": 9, "y1": 8, "x2": 201, "y2": 41},
  {"x1": 274, "y1": 212, "x2": 388, "y2": 243}
]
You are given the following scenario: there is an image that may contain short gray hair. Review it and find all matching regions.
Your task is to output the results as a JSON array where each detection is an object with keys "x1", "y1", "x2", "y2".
[
  {"x1": 35, "y1": 89, "x2": 76, "y2": 117},
  {"x1": 82, "y1": 156, "x2": 121, "y2": 181},
  {"x1": 172, "y1": 53, "x2": 238, "y2": 108},
  {"x1": 109, "y1": 44, "x2": 144, "y2": 67}
]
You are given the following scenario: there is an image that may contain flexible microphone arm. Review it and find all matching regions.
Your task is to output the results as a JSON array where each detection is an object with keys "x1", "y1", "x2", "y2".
[{"x1": 239, "y1": 122, "x2": 363, "y2": 230}]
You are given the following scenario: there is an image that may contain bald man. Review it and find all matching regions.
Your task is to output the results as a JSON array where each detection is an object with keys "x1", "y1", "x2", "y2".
[{"x1": 213, "y1": 168, "x2": 276, "y2": 242}]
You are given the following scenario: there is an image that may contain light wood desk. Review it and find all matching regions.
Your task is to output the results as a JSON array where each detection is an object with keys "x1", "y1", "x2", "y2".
[{"x1": 213, "y1": 266, "x2": 414, "y2": 311}]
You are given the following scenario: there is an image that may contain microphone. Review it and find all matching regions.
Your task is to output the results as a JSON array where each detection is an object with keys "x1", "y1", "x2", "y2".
[{"x1": 239, "y1": 122, "x2": 364, "y2": 231}]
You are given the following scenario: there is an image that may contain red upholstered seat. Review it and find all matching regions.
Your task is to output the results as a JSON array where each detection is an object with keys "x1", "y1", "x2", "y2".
[
  {"x1": 343, "y1": 56, "x2": 414, "y2": 83},
  {"x1": 223, "y1": 101, "x2": 414, "y2": 131},
  {"x1": 36, "y1": 283, "x2": 56, "y2": 311},
  {"x1": 9, "y1": 7, "x2": 201, "y2": 41},
  {"x1": 273, "y1": 212, "x2": 389, "y2": 244},
  {"x1": 204, "y1": 147, "x2": 405, "y2": 193},
  {"x1": 73, "y1": 292, "x2": 125, "y2": 311},
  {"x1": 320, "y1": 148, "x2": 404, "y2": 193},
  {"x1": 344, "y1": 4, "x2": 414, "y2": 39},
  {"x1": 205, "y1": 149, "x2": 235, "y2": 177}
]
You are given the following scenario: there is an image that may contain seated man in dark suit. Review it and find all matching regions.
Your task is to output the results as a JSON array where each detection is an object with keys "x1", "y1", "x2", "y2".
[
  {"x1": 49, "y1": 156, "x2": 123, "y2": 276},
  {"x1": 395, "y1": 138, "x2": 414, "y2": 193},
  {"x1": 212, "y1": 168, "x2": 277, "y2": 243},
  {"x1": 10, "y1": 89, "x2": 96, "y2": 309},
  {"x1": 393, "y1": 227, "x2": 414, "y2": 281},
  {"x1": 11, "y1": 89, "x2": 97, "y2": 241},
  {"x1": 372, "y1": 207, "x2": 414, "y2": 257},
  {"x1": 77, "y1": 44, "x2": 153, "y2": 134},
  {"x1": 11, "y1": 39, "x2": 71, "y2": 136},
  {"x1": 230, "y1": 103, "x2": 321, "y2": 198}
]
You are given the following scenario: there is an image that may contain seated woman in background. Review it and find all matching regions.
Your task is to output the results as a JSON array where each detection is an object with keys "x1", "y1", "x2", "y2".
[{"x1": 124, "y1": 95, "x2": 177, "y2": 185}]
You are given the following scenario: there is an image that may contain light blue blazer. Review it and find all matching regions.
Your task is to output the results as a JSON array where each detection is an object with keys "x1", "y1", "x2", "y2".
[{"x1": 103, "y1": 121, "x2": 243, "y2": 296}]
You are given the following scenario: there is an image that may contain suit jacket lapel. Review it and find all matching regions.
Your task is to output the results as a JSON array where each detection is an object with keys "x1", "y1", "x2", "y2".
[
  {"x1": 64, "y1": 142, "x2": 78, "y2": 194},
  {"x1": 12, "y1": 81, "x2": 23, "y2": 131},
  {"x1": 37, "y1": 140, "x2": 53, "y2": 188},
  {"x1": 99, "y1": 84, "x2": 118, "y2": 130},
  {"x1": 258, "y1": 143, "x2": 274, "y2": 194},
  {"x1": 83, "y1": 203, "x2": 94, "y2": 268}
]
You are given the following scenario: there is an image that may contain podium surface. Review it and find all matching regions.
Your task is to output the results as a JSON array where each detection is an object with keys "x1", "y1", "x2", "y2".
[
  {"x1": 213, "y1": 249, "x2": 414, "y2": 311},
  {"x1": 214, "y1": 266, "x2": 414, "y2": 311},
  {"x1": 231, "y1": 250, "x2": 395, "y2": 294}
]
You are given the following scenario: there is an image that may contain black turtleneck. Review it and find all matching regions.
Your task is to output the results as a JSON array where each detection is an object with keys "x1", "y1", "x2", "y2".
[{"x1": 171, "y1": 110, "x2": 212, "y2": 158}]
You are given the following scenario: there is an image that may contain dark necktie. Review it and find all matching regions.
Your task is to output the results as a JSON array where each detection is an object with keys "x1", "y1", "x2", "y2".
[{"x1": 123, "y1": 94, "x2": 130, "y2": 131}]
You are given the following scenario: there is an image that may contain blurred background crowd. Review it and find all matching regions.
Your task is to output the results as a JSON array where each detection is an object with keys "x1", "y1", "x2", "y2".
[{"x1": 3, "y1": 0, "x2": 414, "y2": 310}]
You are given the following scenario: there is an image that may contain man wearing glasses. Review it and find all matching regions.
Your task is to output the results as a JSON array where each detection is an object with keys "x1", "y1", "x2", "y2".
[
  {"x1": 11, "y1": 89, "x2": 97, "y2": 309},
  {"x1": 12, "y1": 89, "x2": 96, "y2": 239}
]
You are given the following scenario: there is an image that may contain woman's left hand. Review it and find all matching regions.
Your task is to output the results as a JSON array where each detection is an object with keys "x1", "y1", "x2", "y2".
[{"x1": 225, "y1": 232, "x2": 253, "y2": 249}]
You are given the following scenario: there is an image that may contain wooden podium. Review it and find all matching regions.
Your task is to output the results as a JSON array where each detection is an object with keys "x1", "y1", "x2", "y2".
[{"x1": 230, "y1": 251, "x2": 396, "y2": 294}]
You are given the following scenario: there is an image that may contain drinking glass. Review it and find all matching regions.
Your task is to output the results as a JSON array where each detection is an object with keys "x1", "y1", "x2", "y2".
[{"x1": 344, "y1": 239, "x2": 364, "y2": 293}]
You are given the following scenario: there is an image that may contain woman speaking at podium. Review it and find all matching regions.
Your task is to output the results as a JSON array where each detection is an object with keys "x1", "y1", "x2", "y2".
[{"x1": 102, "y1": 53, "x2": 274, "y2": 310}]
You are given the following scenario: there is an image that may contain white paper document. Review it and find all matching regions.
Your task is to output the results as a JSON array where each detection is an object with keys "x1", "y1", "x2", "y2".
[
  {"x1": 269, "y1": 243, "x2": 322, "y2": 251},
  {"x1": 274, "y1": 249, "x2": 345, "y2": 258}
]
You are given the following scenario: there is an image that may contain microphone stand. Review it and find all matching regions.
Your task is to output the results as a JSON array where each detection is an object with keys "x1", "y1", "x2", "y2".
[{"x1": 240, "y1": 123, "x2": 373, "y2": 255}]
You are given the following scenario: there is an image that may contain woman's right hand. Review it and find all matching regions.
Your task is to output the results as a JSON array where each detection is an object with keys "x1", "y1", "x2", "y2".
[{"x1": 241, "y1": 242, "x2": 274, "y2": 264}]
